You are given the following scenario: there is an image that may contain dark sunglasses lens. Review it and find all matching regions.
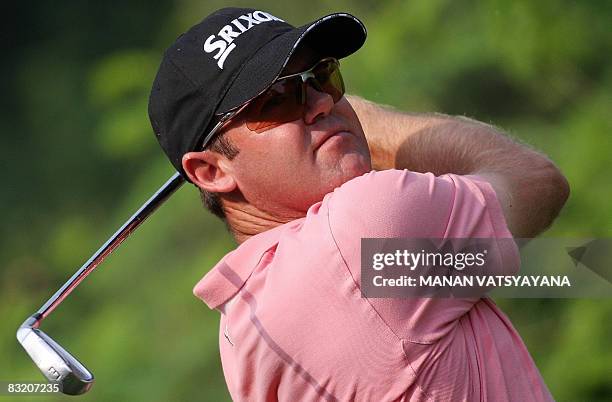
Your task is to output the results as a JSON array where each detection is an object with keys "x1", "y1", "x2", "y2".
[
  {"x1": 246, "y1": 78, "x2": 304, "y2": 132},
  {"x1": 244, "y1": 59, "x2": 343, "y2": 132},
  {"x1": 313, "y1": 59, "x2": 344, "y2": 102}
]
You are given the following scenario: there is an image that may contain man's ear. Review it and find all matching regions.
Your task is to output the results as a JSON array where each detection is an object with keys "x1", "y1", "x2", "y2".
[{"x1": 182, "y1": 150, "x2": 237, "y2": 193}]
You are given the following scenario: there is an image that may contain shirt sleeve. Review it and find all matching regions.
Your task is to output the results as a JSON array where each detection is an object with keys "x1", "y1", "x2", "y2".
[{"x1": 327, "y1": 169, "x2": 519, "y2": 343}]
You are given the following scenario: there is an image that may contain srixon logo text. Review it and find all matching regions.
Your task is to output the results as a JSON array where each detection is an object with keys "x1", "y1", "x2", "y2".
[{"x1": 204, "y1": 11, "x2": 284, "y2": 69}]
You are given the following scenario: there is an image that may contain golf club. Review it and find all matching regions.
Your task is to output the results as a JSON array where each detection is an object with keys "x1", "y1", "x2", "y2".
[{"x1": 17, "y1": 172, "x2": 185, "y2": 395}]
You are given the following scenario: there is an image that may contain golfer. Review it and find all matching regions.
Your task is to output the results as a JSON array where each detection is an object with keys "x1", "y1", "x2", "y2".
[{"x1": 148, "y1": 8, "x2": 568, "y2": 401}]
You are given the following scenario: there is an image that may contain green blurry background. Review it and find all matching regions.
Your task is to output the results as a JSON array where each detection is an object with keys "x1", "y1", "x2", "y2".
[{"x1": 1, "y1": 1, "x2": 610, "y2": 401}]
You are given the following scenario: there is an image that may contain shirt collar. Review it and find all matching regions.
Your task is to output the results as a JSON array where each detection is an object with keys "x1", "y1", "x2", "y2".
[{"x1": 193, "y1": 220, "x2": 302, "y2": 310}]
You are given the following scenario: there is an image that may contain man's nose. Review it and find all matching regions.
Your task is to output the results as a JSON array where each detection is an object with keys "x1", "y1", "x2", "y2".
[{"x1": 303, "y1": 83, "x2": 334, "y2": 125}]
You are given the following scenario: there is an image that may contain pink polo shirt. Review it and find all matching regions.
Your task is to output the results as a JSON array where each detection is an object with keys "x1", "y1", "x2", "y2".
[{"x1": 194, "y1": 169, "x2": 553, "y2": 402}]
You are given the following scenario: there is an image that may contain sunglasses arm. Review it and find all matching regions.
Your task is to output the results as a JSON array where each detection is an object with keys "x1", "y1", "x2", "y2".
[{"x1": 200, "y1": 104, "x2": 249, "y2": 149}]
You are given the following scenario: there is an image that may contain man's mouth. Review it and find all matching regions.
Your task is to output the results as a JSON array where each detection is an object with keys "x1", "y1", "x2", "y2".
[{"x1": 314, "y1": 129, "x2": 351, "y2": 151}]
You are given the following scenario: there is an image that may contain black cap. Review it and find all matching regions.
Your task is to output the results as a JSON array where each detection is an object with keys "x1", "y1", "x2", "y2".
[{"x1": 148, "y1": 7, "x2": 367, "y2": 177}]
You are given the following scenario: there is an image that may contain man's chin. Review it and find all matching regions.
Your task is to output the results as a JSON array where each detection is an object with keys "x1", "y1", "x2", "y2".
[
  {"x1": 320, "y1": 167, "x2": 368, "y2": 195},
  {"x1": 338, "y1": 156, "x2": 372, "y2": 183}
]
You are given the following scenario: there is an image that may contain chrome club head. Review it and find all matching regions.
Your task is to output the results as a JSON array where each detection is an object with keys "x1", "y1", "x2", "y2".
[
  {"x1": 16, "y1": 173, "x2": 185, "y2": 396},
  {"x1": 17, "y1": 315, "x2": 94, "y2": 395}
]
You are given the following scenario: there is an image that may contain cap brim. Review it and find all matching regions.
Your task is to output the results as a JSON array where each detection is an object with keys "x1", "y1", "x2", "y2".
[{"x1": 217, "y1": 13, "x2": 366, "y2": 114}]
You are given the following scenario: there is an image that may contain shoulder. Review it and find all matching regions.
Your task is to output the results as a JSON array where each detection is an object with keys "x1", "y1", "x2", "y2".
[
  {"x1": 327, "y1": 169, "x2": 455, "y2": 238},
  {"x1": 325, "y1": 169, "x2": 512, "y2": 240}
]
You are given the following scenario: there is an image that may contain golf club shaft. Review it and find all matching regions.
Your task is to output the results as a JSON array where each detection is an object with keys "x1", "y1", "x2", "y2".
[{"x1": 28, "y1": 172, "x2": 185, "y2": 327}]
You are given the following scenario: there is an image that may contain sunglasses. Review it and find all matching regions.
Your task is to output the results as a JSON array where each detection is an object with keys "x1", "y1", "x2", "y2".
[{"x1": 201, "y1": 57, "x2": 345, "y2": 148}]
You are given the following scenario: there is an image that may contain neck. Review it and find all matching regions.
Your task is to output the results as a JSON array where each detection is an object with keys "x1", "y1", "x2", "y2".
[{"x1": 223, "y1": 198, "x2": 304, "y2": 244}]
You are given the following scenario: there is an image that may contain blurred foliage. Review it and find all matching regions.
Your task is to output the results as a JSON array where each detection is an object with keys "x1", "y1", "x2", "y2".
[{"x1": 1, "y1": 0, "x2": 610, "y2": 401}]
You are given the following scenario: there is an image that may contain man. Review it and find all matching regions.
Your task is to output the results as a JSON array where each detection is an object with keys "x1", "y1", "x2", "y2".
[{"x1": 149, "y1": 8, "x2": 569, "y2": 401}]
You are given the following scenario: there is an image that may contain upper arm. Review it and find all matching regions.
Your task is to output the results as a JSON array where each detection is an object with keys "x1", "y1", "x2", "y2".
[
  {"x1": 472, "y1": 167, "x2": 570, "y2": 238},
  {"x1": 470, "y1": 172, "x2": 515, "y2": 234}
]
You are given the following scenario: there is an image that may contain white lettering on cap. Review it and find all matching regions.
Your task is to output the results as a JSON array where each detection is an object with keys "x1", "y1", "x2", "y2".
[{"x1": 203, "y1": 11, "x2": 284, "y2": 69}]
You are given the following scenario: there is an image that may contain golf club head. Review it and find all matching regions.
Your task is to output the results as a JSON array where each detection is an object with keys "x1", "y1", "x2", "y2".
[{"x1": 17, "y1": 320, "x2": 94, "y2": 395}]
